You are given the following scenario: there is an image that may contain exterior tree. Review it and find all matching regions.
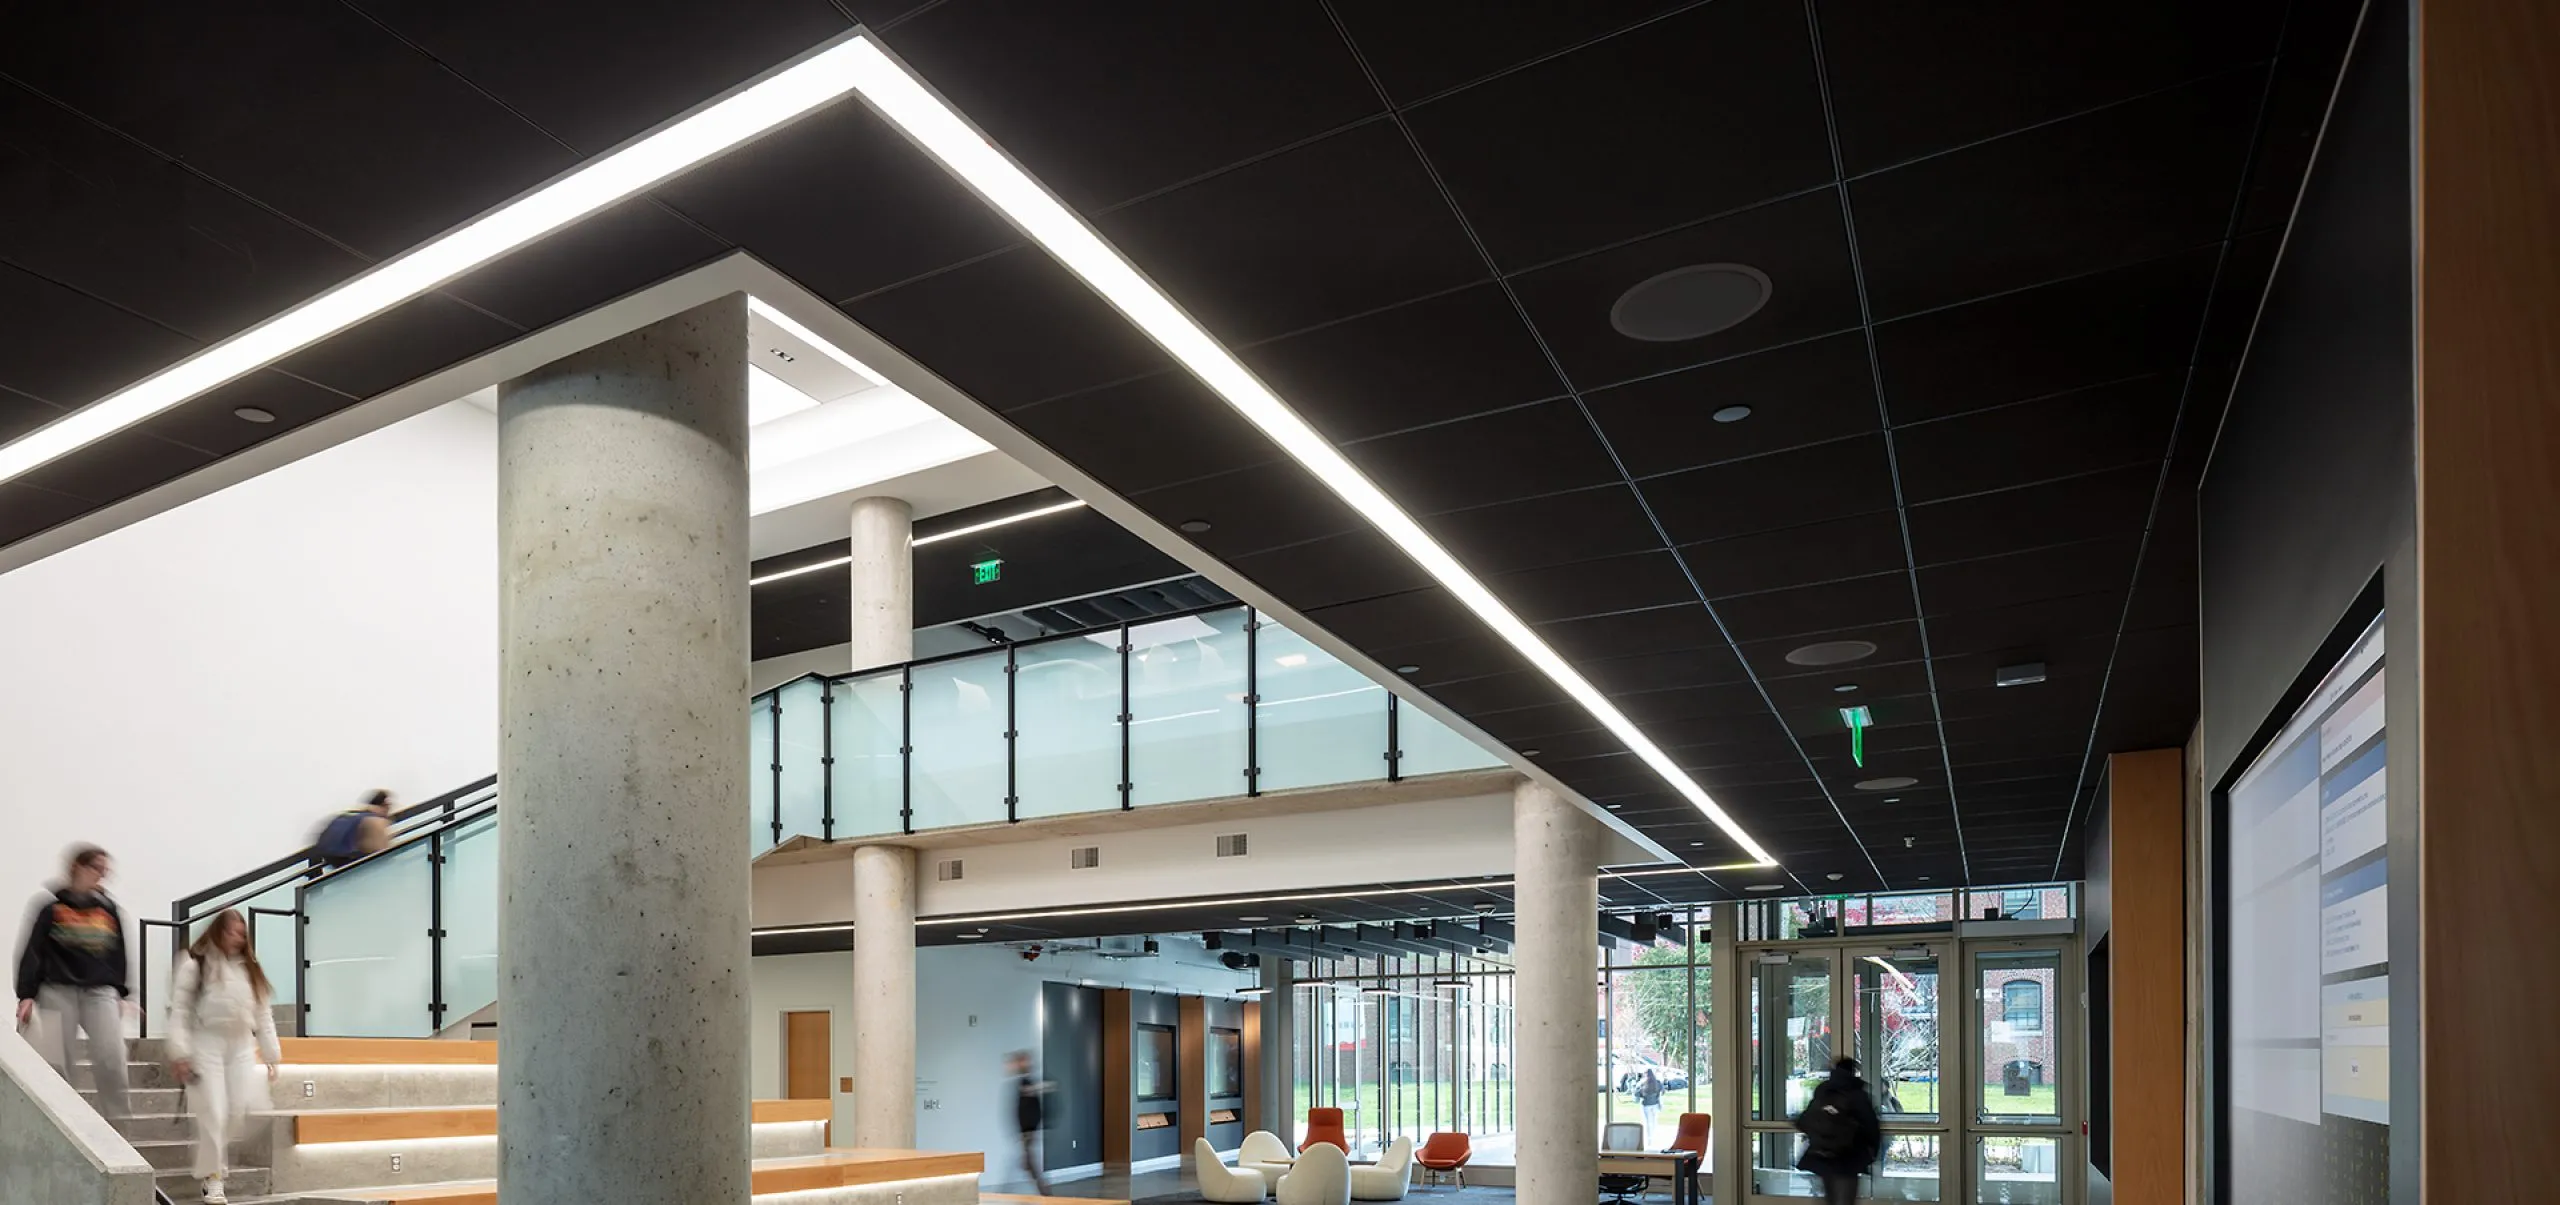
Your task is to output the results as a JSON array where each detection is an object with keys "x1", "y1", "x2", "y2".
[{"x1": 1618, "y1": 946, "x2": 1710, "y2": 1077}]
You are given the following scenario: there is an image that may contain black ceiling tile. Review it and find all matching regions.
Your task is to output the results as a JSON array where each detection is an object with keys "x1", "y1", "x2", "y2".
[
  {"x1": 1945, "y1": 733, "x2": 2093, "y2": 770},
  {"x1": 0, "y1": 82, "x2": 370, "y2": 346},
  {"x1": 1736, "y1": 619, "x2": 1925, "y2": 681},
  {"x1": 1936, "y1": 680, "x2": 2104, "y2": 730},
  {"x1": 1851, "y1": 71, "x2": 2264, "y2": 320},
  {"x1": 875, "y1": 1, "x2": 1381, "y2": 212},
  {"x1": 1581, "y1": 645, "x2": 1750, "y2": 696},
  {"x1": 1617, "y1": 681, "x2": 1775, "y2": 727},
  {"x1": 1092, "y1": 121, "x2": 1486, "y2": 346},
  {"x1": 1346, "y1": 399, "x2": 1621, "y2": 514},
  {"x1": 0, "y1": 262, "x2": 198, "y2": 412},
  {"x1": 2122, "y1": 527, "x2": 2201, "y2": 635},
  {"x1": 1511, "y1": 727, "x2": 1638, "y2": 764},
  {"x1": 1400, "y1": 0, "x2": 1830, "y2": 270},
  {"x1": 1007, "y1": 372, "x2": 1283, "y2": 496},
  {"x1": 1360, "y1": 626, "x2": 1537, "y2": 690},
  {"x1": 1682, "y1": 510, "x2": 1912, "y2": 598},
  {"x1": 1787, "y1": 696, "x2": 1935, "y2": 742},
  {"x1": 1328, "y1": 0, "x2": 1693, "y2": 104},
  {"x1": 1225, "y1": 527, "x2": 1436, "y2": 612},
  {"x1": 1762, "y1": 657, "x2": 1933, "y2": 709},
  {"x1": 2195, "y1": 230, "x2": 2284, "y2": 371},
  {"x1": 1583, "y1": 331, "x2": 1881, "y2": 478},
  {"x1": 2235, "y1": 1, "x2": 2366, "y2": 235},
  {"x1": 1891, "y1": 374, "x2": 2182, "y2": 504},
  {"x1": 1668, "y1": 729, "x2": 1807, "y2": 771},
  {"x1": 1941, "y1": 709, "x2": 2093, "y2": 748},
  {"x1": 272, "y1": 291, "x2": 520, "y2": 401},
  {"x1": 356, "y1": 1, "x2": 853, "y2": 154},
  {"x1": 1473, "y1": 701, "x2": 1606, "y2": 744},
  {"x1": 0, "y1": 386, "x2": 62, "y2": 447},
  {"x1": 665, "y1": 103, "x2": 1022, "y2": 306},
  {"x1": 1872, "y1": 246, "x2": 2220, "y2": 424},
  {"x1": 1511, "y1": 190, "x2": 1862, "y2": 393},
  {"x1": 1815, "y1": 0, "x2": 2286, "y2": 173},
  {"x1": 1422, "y1": 485, "x2": 1666, "y2": 577},
  {"x1": 1300, "y1": 586, "x2": 1475, "y2": 655},
  {"x1": 14, "y1": 421, "x2": 209, "y2": 506},
  {"x1": 1422, "y1": 671, "x2": 1567, "y2": 719},
  {"x1": 0, "y1": 2, "x2": 578, "y2": 259},
  {"x1": 1537, "y1": 602, "x2": 1724, "y2": 663},
  {"x1": 1933, "y1": 633, "x2": 2119, "y2": 698},
  {"x1": 1952, "y1": 759, "x2": 2085, "y2": 790},
  {"x1": 1906, "y1": 462, "x2": 2161, "y2": 565},
  {"x1": 1926, "y1": 591, "x2": 2128, "y2": 660},
  {"x1": 442, "y1": 196, "x2": 727, "y2": 331},
  {"x1": 1643, "y1": 435, "x2": 1897, "y2": 546},
  {"x1": 1238, "y1": 284, "x2": 1567, "y2": 442},
  {"x1": 1916, "y1": 536, "x2": 2141, "y2": 617},
  {"x1": 845, "y1": 246, "x2": 1172, "y2": 410},
  {"x1": 1488, "y1": 549, "x2": 1698, "y2": 625},
  {"x1": 0, "y1": 481, "x2": 91, "y2": 546},
  {"x1": 1691, "y1": 759, "x2": 1823, "y2": 792},
  {"x1": 134, "y1": 370, "x2": 353, "y2": 460},
  {"x1": 1713, "y1": 571, "x2": 1917, "y2": 645}
]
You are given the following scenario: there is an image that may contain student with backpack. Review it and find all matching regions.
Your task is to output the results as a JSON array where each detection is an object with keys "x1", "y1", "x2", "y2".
[
  {"x1": 1795, "y1": 1057, "x2": 1882, "y2": 1205},
  {"x1": 314, "y1": 790, "x2": 395, "y2": 867},
  {"x1": 167, "y1": 909, "x2": 282, "y2": 1205}
]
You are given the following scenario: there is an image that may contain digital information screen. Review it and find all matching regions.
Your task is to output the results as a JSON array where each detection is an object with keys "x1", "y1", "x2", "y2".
[{"x1": 2226, "y1": 613, "x2": 2390, "y2": 1203}]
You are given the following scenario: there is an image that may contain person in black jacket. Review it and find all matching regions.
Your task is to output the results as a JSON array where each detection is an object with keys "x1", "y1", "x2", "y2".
[
  {"x1": 1009, "y1": 1050, "x2": 1051, "y2": 1195},
  {"x1": 14, "y1": 845, "x2": 133, "y2": 1118},
  {"x1": 1795, "y1": 1057, "x2": 1882, "y2": 1205}
]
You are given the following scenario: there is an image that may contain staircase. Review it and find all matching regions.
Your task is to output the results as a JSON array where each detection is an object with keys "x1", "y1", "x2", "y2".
[{"x1": 76, "y1": 1038, "x2": 276, "y2": 1204}]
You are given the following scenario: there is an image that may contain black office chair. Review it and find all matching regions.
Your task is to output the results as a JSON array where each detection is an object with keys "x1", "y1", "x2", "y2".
[{"x1": 1599, "y1": 1122, "x2": 1649, "y2": 1203}]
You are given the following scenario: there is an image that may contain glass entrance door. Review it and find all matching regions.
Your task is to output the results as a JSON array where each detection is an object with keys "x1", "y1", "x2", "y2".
[
  {"x1": 1967, "y1": 945, "x2": 2072, "y2": 1205},
  {"x1": 1745, "y1": 949, "x2": 1837, "y2": 1198},
  {"x1": 1851, "y1": 945, "x2": 1946, "y2": 1201}
]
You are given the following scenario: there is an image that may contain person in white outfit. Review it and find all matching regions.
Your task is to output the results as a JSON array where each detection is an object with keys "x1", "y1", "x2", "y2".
[{"x1": 167, "y1": 909, "x2": 281, "y2": 1205}]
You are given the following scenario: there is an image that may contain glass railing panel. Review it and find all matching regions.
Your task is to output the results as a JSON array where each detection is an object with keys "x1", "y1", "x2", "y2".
[
  {"x1": 829, "y1": 670, "x2": 906, "y2": 837},
  {"x1": 750, "y1": 695, "x2": 777, "y2": 855},
  {"x1": 908, "y1": 650, "x2": 1011, "y2": 829},
  {"x1": 1015, "y1": 634, "x2": 1124, "y2": 819},
  {"x1": 1255, "y1": 621, "x2": 1391, "y2": 792},
  {"x1": 301, "y1": 840, "x2": 435, "y2": 1037},
  {"x1": 1395, "y1": 702, "x2": 1507, "y2": 776},
  {"x1": 776, "y1": 677, "x2": 828, "y2": 843},
  {"x1": 1129, "y1": 609, "x2": 1252, "y2": 805},
  {"x1": 439, "y1": 812, "x2": 500, "y2": 1029}
]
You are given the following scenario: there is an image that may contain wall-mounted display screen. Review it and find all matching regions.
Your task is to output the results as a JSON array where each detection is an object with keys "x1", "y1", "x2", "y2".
[
  {"x1": 1208, "y1": 1028, "x2": 1243, "y2": 1098},
  {"x1": 2226, "y1": 612, "x2": 2390, "y2": 1204},
  {"x1": 1135, "y1": 1023, "x2": 1176, "y2": 1102}
]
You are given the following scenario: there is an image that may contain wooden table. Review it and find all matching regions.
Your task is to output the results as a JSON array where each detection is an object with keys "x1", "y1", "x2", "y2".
[{"x1": 1599, "y1": 1149, "x2": 1702, "y2": 1205}]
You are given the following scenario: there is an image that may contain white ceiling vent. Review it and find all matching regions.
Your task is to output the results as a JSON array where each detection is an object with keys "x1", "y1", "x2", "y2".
[
  {"x1": 1071, "y1": 846, "x2": 1101, "y2": 870},
  {"x1": 936, "y1": 858, "x2": 964, "y2": 882},
  {"x1": 1216, "y1": 833, "x2": 1249, "y2": 858}
]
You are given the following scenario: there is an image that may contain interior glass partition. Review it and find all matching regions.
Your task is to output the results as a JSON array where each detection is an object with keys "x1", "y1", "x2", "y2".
[{"x1": 299, "y1": 840, "x2": 436, "y2": 1037}]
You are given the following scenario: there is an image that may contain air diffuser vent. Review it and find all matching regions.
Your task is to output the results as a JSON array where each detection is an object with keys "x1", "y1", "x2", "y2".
[
  {"x1": 936, "y1": 859, "x2": 964, "y2": 882},
  {"x1": 1071, "y1": 846, "x2": 1101, "y2": 870},
  {"x1": 1216, "y1": 833, "x2": 1249, "y2": 858}
]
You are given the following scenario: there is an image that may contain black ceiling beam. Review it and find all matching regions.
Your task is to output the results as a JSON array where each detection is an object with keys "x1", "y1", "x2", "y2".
[
  {"x1": 1204, "y1": 930, "x2": 1355, "y2": 962},
  {"x1": 1354, "y1": 924, "x2": 1448, "y2": 958},
  {"x1": 1315, "y1": 926, "x2": 1421, "y2": 960},
  {"x1": 1395, "y1": 922, "x2": 1480, "y2": 955},
  {"x1": 1595, "y1": 912, "x2": 1643, "y2": 945}
]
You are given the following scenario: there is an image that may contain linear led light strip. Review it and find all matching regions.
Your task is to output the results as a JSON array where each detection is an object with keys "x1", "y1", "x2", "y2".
[
  {"x1": 836, "y1": 40, "x2": 1778, "y2": 867},
  {"x1": 0, "y1": 38, "x2": 876, "y2": 482},
  {"x1": 748, "y1": 498, "x2": 1086, "y2": 585}
]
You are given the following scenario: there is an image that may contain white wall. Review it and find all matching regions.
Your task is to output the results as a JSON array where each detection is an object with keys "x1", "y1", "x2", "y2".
[
  {"x1": 748, "y1": 940, "x2": 1255, "y2": 1185},
  {"x1": 0, "y1": 403, "x2": 498, "y2": 924}
]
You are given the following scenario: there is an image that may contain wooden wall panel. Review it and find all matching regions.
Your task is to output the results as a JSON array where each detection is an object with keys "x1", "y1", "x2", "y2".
[
  {"x1": 1103, "y1": 989, "x2": 1133, "y2": 1167},
  {"x1": 2106, "y1": 749, "x2": 2186, "y2": 1205},
  {"x1": 1241, "y1": 1001, "x2": 1263, "y2": 1135},
  {"x1": 1178, "y1": 996, "x2": 1209, "y2": 1160},
  {"x1": 2416, "y1": 1, "x2": 2560, "y2": 1200}
]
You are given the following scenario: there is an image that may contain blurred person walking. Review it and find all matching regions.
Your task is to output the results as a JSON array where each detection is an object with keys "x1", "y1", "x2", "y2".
[
  {"x1": 314, "y1": 790, "x2": 395, "y2": 867},
  {"x1": 168, "y1": 909, "x2": 282, "y2": 1205},
  {"x1": 1795, "y1": 1057, "x2": 1882, "y2": 1205},
  {"x1": 1009, "y1": 1050, "x2": 1052, "y2": 1195},
  {"x1": 1637, "y1": 1066, "x2": 1664, "y2": 1134},
  {"x1": 13, "y1": 844, "x2": 134, "y2": 1118}
]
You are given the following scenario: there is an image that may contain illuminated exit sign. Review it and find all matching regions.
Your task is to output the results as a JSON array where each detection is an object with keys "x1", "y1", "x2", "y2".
[{"x1": 970, "y1": 558, "x2": 1004, "y2": 585}]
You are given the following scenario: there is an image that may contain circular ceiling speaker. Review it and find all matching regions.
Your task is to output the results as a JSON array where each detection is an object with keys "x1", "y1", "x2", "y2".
[
  {"x1": 232, "y1": 406, "x2": 277, "y2": 423},
  {"x1": 1178, "y1": 519, "x2": 1213, "y2": 533},
  {"x1": 1609, "y1": 264, "x2": 1773, "y2": 343},
  {"x1": 1855, "y1": 775, "x2": 1920, "y2": 791},
  {"x1": 1711, "y1": 404, "x2": 1754, "y2": 424},
  {"x1": 1785, "y1": 639, "x2": 1878, "y2": 667}
]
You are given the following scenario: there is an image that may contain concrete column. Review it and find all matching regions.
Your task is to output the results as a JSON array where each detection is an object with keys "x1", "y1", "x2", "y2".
[
  {"x1": 1512, "y1": 778, "x2": 1601, "y2": 1205},
  {"x1": 1707, "y1": 901, "x2": 1744, "y2": 1204},
  {"x1": 852, "y1": 844, "x2": 918, "y2": 1147},
  {"x1": 497, "y1": 295, "x2": 752, "y2": 1203},
  {"x1": 846, "y1": 496, "x2": 913, "y2": 671},
  {"x1": 1257, "y1": 959, "x2": 1295, "y2": 1136}
]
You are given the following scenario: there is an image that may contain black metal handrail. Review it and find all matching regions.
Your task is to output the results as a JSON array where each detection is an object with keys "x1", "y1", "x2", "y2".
[{"x1": 170, "y1": 774, "x2": 499, "y2": 922}]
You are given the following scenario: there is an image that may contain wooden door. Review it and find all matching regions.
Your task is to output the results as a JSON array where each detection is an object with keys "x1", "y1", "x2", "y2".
[{"x1": 785, "y1": 1011, "x2": 832, "y2": 1101}]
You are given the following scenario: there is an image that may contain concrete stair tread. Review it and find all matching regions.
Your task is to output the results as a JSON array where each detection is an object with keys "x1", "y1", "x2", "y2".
[{"x1": 298, "y1": 1150, "x2": 981, "y2": 1202}]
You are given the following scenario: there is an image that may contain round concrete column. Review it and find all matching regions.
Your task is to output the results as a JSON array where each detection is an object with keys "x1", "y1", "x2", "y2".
[
  {"x1": 852, "y1": 843, "x2": 918, "y2": 1147},
  {"x1": 846, "y1": 496, "x2": 913, "y2": 671},
  {"x1": 1513, "y1": 777, "x2": 1601, "y2": 1205},
  {"x1": 496, "y1": 295, "x2": 752, "y2": 1203}
]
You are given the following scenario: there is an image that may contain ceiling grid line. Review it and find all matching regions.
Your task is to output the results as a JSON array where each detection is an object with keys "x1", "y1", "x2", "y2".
[
  {"x1": 1319, "y1": 0, "x2": 1875, "y2": 893},
  {"x1": 1800, "y1": 0, "x2": 1974, "y2": 883}
]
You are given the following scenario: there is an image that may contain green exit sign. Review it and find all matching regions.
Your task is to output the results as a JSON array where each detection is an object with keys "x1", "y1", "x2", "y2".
[{"x1": 970, "y1": 558, "x2": 1003, "y2": 585}]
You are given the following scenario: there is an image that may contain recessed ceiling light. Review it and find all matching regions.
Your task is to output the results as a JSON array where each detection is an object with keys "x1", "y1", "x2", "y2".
[
  {"x1": 1786, "y1": 639, "x2": 1879, "y2": 667},
  {"x1": 1883, "y1": 797, "x2": 1902, "y2": 804},
  {"x1": 844, "y1": 38, "x2": 1776, "y2": 868},
  {"x1": 912, "y1": 499, "x2": 1088, "y2": 547},
  {"x1": 0, "y1": 35, "x2": 874, "y2": 484},
  {"x1": 1916, "y1": 875, "x2": 1932, "y2": 882},
  {"x1": 1825, "y1": 872, "x2": 1845, "y2": 882},
  {"x1": 1688, "y1": 841, "x2": 1706, "y2": 848},
  {"x1": 955, "y1": 932, "x2": 984, "y2": 939},
  {"x1": 1745, "y1": 884, "x2": 1785, "y2": 893},
  {"x1": 1394, "y1": 665, "x2": 1421, "y2": 675},
  {"x1": 1178, "y1": 519, "x2": 1214, "y2": 533},
  {"x1": 1519, "y1": 748, "x2": 1541, "y2": 757},
  {"x1": 232, "y1": 406, "x2": 277, "y2": 424},
  {"x1": 1238, "y1": 915, "x2": 1268, "y2": 922},
  {"x1": 1608, "y1": 264, "x2": 1773, "y2": 343},
  {"x1": 1856, "y1": 776, "x2": 1920, "y2": 791},
  {"x1": 1710, "y1": 404, "x2": 1753, "y2": 423},
  {"x1": 1606, "y1": 804, "x2": 1623, "y2": 810},
  {"x1": 1832, "y1": 683, "x2": 1860, "y2": 694}
]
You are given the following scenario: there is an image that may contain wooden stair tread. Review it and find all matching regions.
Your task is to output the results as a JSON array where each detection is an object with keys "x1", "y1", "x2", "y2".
[
  {"x1": 290, "y1": 1099, "x2": 829, "y2": 1143},
  {"x1": 279, "y1": 1038, "x2": 498, "y2": 1066}
]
